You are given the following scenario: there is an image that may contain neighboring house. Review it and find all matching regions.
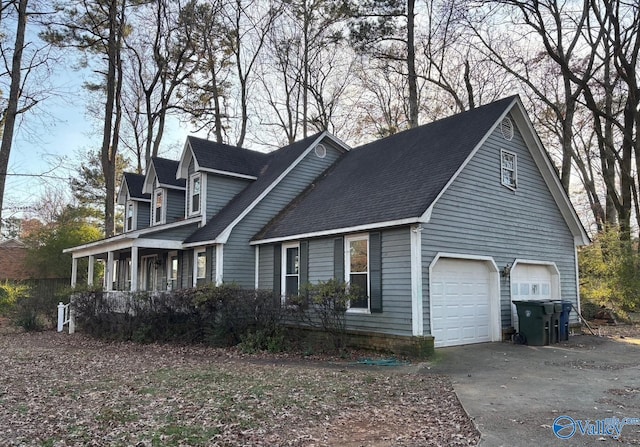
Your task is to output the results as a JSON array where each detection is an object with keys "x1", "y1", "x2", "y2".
[
  {"x1": 64, "y1": 96, "x2": 589, "y2": 350},
  {"x1": 0, "y1": 239, "x2": 35, "y2": 281}
]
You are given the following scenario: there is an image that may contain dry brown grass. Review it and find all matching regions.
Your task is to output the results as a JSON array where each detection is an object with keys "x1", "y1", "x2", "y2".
[{"x1": 0, "y1": 331, "x2": 478, "y2": 446}]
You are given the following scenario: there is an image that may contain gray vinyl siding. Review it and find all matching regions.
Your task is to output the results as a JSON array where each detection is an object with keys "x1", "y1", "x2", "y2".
[
  {"x1": 263, "y1": 227, "x2": 413, "y2": 336},
  {"x1": 166, "y1": 189, "x2": 185, "y2": 223},
  {"x1": 179, "y1": 249, "x2": 193, "y2": 289},
  {"x1": 308, "y1": 239, "x2": 334, "y2": 283},
  {"x1": 157, "y1": 253, "x2": 168, "y2": 290},
  {"x1": 136, "y1": 202, "x2": 150, "y2": 230},
  {"x1": 206, "y1": 174, "x2": 251, "y2": 219},
  {"x1": 208, "y1": 246, "x2": 216, "y2": 284},
  {"x1": 421, "y1": 112, "x2": 578, "y2": 333},
  {"x1": 224, "y1": 144, "x2": 343, "y2": 288},
  {"x1": 258, "y1": 245, "x2": 273, "y2": 290},
  {"x1": 345, "y1": 228, "x2": 412, "y2": 336}
]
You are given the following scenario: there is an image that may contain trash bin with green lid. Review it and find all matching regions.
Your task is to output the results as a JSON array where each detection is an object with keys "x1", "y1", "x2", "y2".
[
  {"x1": 559, "y1": 301, "x2": 572, "y2": 341},
  {"x1": 549, "y1": 301, "x2": 563, "y2": 344},
  {"x1": 513, "y1": 301, "x2": 553, "y2": 346}
]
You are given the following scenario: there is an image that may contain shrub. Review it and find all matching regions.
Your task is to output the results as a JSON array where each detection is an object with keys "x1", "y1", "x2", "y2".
[
  {"x1": 0, "y1": 281, "x2": 30, "y2": 317},
  {"x1": 579, "y1": 227, "x2": 640, "y2": 313},
  {"x1": 4, "y1": 280, "x2": 69, "y2": 331},
  {"x1": 72, "y1": 284, "x2": 282, "y2": 347},
  {"x1": 288, "y1": 279, "x2": 356, "y2": 351}
]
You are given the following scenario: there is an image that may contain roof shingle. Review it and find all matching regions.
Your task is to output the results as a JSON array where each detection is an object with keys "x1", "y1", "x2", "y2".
[
  {"x1": 184, "y1": 133, "x2": 325, "y2": 244},
  {"x1": 254, "y1": 97, "x2": 516, "y2": 241},
  {"x1": 187, "y1": 136, "x2": 269, "y2": 178},
  {"x1": 122, "y1": 173, "x2": 150, "y2": 200},
  {"x1": 152, "y1": 157, "x2": 185, "y2": 189}
]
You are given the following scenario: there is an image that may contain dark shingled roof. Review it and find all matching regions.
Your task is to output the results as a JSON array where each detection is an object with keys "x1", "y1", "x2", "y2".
[
  {"x1": 187, "y1": 136, "x2": 269, "y2": 178},
  {"x1": 184, "y1": 133, "x2": 325, "y2": 244},
  {"x1": 123, "y1": 173, "x2": 150, "y2": 200},
  {"x1": 152, "y1": 157, "x2": 185, "y2": 189},
  {"x1": 254, "y1": 97, "x2": 516, "y2": 241}
]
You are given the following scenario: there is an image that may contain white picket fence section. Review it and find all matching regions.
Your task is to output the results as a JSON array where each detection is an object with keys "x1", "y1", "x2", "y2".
[{"x1": 57, "y1": 302, "x2": 75, "y2": 334}]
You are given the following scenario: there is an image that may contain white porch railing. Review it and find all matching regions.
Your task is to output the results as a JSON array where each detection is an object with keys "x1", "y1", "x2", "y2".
[{"x1": 57, "y1": 302, "x2": 75, "y2": 334}]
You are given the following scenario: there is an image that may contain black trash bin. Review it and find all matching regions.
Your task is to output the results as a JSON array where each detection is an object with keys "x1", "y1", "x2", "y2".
[
  {"x1": 559, "y1": 301, "x2": 572, "y2": 341},
  {"x1": 514, "y1": 301, "x2": 553, "y2": 346},
  {"x1": 548, "y1": 301, "x2": 563, "y2": 344}
]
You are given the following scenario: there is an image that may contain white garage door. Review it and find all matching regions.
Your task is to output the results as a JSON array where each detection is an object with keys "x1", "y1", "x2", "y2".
[
  {"x1": 431, "y1": 259, "x2": 492, "y2": 347},
  {"x1": 511, "y1": 264, "x2": 552, "y2": 331}
]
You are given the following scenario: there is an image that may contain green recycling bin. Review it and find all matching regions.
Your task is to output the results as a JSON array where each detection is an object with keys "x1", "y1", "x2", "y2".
[
  {"x1": 513, "y1": 301, "x2": 554, "y2": 346},
  {"x1": 548, "y1": 301, "x2": 563, "y2": 344}
]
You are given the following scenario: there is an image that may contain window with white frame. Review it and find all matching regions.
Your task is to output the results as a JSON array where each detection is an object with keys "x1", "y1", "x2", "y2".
[
  {"x1": 153, "y1": 189, "x2": 165, "y2": 225},
  {"x1": 126, "y1": 201, "x2": 135, "y2": 231},
  {"x1": 281, "y1": 243, "x2": 299, "y2": 302},
  {"x1": 168, "y1": 254, "x2": 178, "y2": 290},
  {"x1": 189, "y1": 174, "x2": 201, "y2": 215},
  {"x1": 345, "y1": 235, "x2": 369, "y2": 310},
  {"x1": 194, "y1": 249, "x2": 206, "y2": 285},
  {"x1": 501, "y1": 150, "x2": 517, "y2": 189}
]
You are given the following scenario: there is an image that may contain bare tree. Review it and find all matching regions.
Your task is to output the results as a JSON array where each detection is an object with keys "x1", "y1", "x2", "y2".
[
  {"x1": 177, "y1": 0, "x2": 233, "y2": 144},
  {"x1": 0, "y1": 0, "x2": 52, "y2": 234},
  {"x1": 43, "y1": 0, "x2": 127, "y2": 237},
  {"x1": 350, "y1": 0, "x2": 419, "y2": 129},
  {"x1": 123, "y1": 0, "x2": 198, "y2": 167},
  {"x1": 224, "y1": 0, "x2": 282, "y2": 147}
]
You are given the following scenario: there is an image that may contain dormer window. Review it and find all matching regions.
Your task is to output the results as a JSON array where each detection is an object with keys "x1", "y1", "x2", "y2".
[
  {"x1": 126, "y1": 201, "x2": 135, "y2": 231},
  {"x1": 153, "y1": 189, "x2": 165, "y2": 225},
  {"x1": 501, "y1": 150, "x2": 517, "y2": 190},
  {"x1": 189, "y1": 174, "x2": 201, "y2": 216}
]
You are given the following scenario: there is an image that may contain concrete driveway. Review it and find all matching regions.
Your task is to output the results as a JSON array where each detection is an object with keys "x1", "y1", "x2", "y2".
[{"x1": 424, "y1": 335, "x2": 640, "y2": 446}]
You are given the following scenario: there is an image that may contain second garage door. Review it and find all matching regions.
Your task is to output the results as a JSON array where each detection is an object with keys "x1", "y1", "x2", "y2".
[{"x1": 431, "y1": 258, "x2": 492, "y2": 347}]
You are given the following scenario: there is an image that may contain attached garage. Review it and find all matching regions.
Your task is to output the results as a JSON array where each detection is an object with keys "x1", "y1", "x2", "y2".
[
  {"x1": 510, "y1": 261, "x2": 560, "y2": 331},
  {"x1": 430, "y1": 256, "x2": 501, "y2": 347}
]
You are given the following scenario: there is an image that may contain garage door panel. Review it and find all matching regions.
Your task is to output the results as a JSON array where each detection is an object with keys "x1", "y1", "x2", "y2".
[
  {"x1": 432, "y1": 259, "x2": 492, "y2": 347},
  {"x1": 511, "y1": 264, "x2": 553, "y2": 331}
]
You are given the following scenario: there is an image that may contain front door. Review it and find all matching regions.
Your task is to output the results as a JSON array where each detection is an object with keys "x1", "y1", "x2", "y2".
[{"x1": 141, "y1": 255, "x2": 158, "y2": 291}]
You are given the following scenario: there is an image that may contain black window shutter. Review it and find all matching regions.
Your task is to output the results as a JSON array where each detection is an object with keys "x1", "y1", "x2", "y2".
[
  {"x1": 206, "y1": 246, "x2": 214, "y2": 284},
  {"x1": 299, "y1": 240, "x2": 309, "y2": 288},
  {"x1": 273, "y1": 243, "x2": 281, "y2": 297},
  {"x1": 186, "y1": 250, "x2": 193, "y2": 288},
  {"x1": 333, "y1": 237, "x2": 344, "y2": 280},
  {"x1": 369, "y1": 232, "x2": 383, "y2": 313}
]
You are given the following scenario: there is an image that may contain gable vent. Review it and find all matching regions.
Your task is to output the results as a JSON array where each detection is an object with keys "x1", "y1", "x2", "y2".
[
  {"x1": 314, "y1": 143, "x2": 327, "y2": 159},
  {"x1": 500, "y1": 117, "x2": 514, "y2": 141}
]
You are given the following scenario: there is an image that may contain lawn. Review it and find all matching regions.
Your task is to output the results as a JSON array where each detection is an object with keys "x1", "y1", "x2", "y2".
[{"x1": 0, "y1": 331, "x2": 479, "y2": 446}]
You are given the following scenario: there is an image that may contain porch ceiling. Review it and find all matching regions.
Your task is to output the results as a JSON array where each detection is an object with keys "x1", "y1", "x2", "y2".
[{"x1": 65, "y1": 237, "x2": 184, "y2": 259}]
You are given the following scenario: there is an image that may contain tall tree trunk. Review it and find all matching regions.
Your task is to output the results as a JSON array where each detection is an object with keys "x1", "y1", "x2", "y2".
[
  {"x1": 406, "y1": 0, "x2": 418, "y2": 128},
  {"x1": 0, "y1": 0, "x2": 28, "y2": 233},
  {"x1": 101, "y1": 0, "x2": 121, "y2": 237},
  {"x1": 302, "y1": 0, "x2": 308, "y2": 138}
]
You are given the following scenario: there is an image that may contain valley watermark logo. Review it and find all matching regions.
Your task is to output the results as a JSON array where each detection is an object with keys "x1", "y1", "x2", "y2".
[{"x1": 553, "y1": 415, "x2": 640, "y2": 440}]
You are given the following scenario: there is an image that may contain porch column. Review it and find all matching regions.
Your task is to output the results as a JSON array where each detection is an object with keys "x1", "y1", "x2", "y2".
[
  {"x1": 410, "y1": 224, "x2": 424, "y2": 336},
  {"x1": 215, "y1": 243, "x2": 224, "y2": 286},
  {"x1": 87, "y1": 255, "x2": 95, "y2": 286},
  {"x1": 71, "y1": 257, "x2": 78, "y2": 287},
  {"x1": 106, "y1": 251, "x2": 114, "y2": 291},
  {"x1": 130, "y1": 246, "x2": 139, "y2": 291}
]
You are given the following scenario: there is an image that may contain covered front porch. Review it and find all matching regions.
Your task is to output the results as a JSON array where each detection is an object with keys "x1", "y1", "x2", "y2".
[{"x1": 65, "y1": 236, "x2": 185, "y2": 292}]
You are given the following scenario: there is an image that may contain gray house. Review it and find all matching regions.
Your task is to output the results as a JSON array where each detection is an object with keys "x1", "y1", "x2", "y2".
[{"x1": 65, "y1": 96, "x2": 589, "y2": 349}]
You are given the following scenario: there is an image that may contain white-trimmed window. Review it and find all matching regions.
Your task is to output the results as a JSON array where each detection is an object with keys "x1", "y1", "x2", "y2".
[
  {"x1": 125, "y1": 201, "x2": 135, "y2": 231},
  {"x1": 345, "y1": 234, "x2": 369, "y2": 311},
  {"x1": 194, "y1": 249, "x2": 206, "y2": 286},
  {"x1": 281, "y1": 242, "x2": 299, "y2": 302},
  {"x1": 168, "y1": 253, "x2": 178, "y2": 290},
  {"x1": 501, "y1": 149, "x2": 517, "y2": 190},
  {"x1": 189, "y1": 174, "x2": 201, "y2": 216},
  {"x1": 153, "y1": 189, "x2": 165, "y2": 225}
]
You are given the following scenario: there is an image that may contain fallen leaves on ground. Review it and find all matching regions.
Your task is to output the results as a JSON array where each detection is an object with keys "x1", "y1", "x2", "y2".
[{"x1": 0, "y1": 332, "x2": 479, "y2": 446}]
